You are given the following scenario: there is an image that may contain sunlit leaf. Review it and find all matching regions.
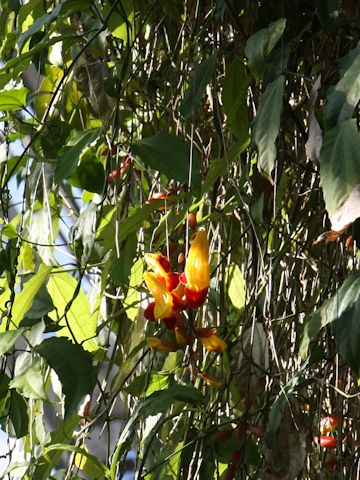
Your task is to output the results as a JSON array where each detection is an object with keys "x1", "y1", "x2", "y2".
[
  {"x1": 0, "y1": 264, "x2": 52, "y2": 332},
  {"x1": 36, "y1": 337, "x2": 97, "y2": 417},
  {"x1": 226, "y1": 263, "x2": 246, "y2": 311},
  {"x1": 18, "y1": 3, "x2": 61, "y2": 50},
  {"x1": 245, "y1": 18, "x2": 286, "y2": 81},
  {"x1": 10, "y1": 358, "x2": 47, "y2": 400},
  {"x1": 47, "y1": 271, "x2": 98, "y2": 351},
  {"x1": 252, "y1": 75, "x2": 284, "y2": 178},
  {"x1": 180, "y1": 55, "x2": 217, "y2": 118},
  {"x1": 319, "y1": 118, "x2": 360, "y2": 225},
  {"x1": 0, "y1": 329, "x2": 25, "y2": 356},
  {"x1": 33, "y1": 414, "x2": 80, "y2": 480},
  {"x1": 324, "y1": 41, "x2": 360, "y2": 127},
  {"x1": 0, "y1": 87, "x2": 28, "y2": 111}
]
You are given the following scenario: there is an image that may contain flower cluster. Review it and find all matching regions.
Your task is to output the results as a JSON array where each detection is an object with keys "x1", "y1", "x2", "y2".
[{"x1": 143, "y1": 230, "x2": 227, "y2": 385}]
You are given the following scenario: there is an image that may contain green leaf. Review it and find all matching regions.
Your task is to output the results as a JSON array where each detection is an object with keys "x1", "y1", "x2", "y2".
[
  {"x1": 138, "y1": 384, "x2": 203, "y2": 416},
  {"x1": 33, "y1": 414, "x2": 80, "y2": 480},
  {"x1": 324, "y1": 41, "x2": 360, "y2": 127},
  {"x1": 9, "y1": 358, "x2": 47, "y2": 400},
  {"x1": 71, "y1": 202, "x2": 97, "y2": 266},
  {"x1": 0, "y1": 329, "x2": 25, "y2": 356},
  {"x1": 222, "y1": 58, "x2": 251, "y2": 142},
  {"x1": 132, "y1": 133, "x2": 201, "y2": 189},
  {"x1": 97, "y1": 202, "x2": 167, "y2": 254},
  {"x1": 226, "y1": 264, "x2": 246, "y2": 311},
  {"x1": 8, "y1": 390, "x2": 28, "y2": 438},
  {"x1": 47, "y1": 271, "x2": 98, "y2": 351},
  {"x1": 18, "y1": 3, "x2": 61, "y2": 50},
  {"x1": 266, "y1": 360, "x2": 308, "y2": 442},
  {"x1": 245, "y1": 18, "x2": 286, "y2": 82},
  {"x1": 43, "y1": 443, "x2": 110, "y2": 478},
  {"x1": 180, "y1": 55, "x2": 217, "y2": 118},
  {"x1": 36, "y1": 337, "x2": 97, "y2": 417},
  {"x1": 252, "y1": 75, "x2": 284, "y2": 178},
  {"x1": 300, "y1": 274, "x2": 360, "y2": 375},
  {"x1": 54, "y1": 128, "x2": 102, "y2": 184},
  {"x1": 21, "y1": 283, "x2": 54, "y2": 321},
  {"x1": 0, "y1": 265, "x2": 53, "y2": 332},
  {"x1": 319, "y1": 119, "x2": 360, "y2": 221},
  {"x1": 0, "y1": 87, "x2": 28, "y2": 111}
]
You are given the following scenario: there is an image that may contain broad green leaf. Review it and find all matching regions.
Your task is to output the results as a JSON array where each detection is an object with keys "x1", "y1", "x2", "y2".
[
  {"x1": 252, "y1": 75, "x2": 284, "y2": 178},
  {"x1": 132, "y1": 133, "x2": 201, "y2": 190},
  {"x1": 18, "y1": 2, "x2": 61, "y2": 50},
  {"x1": 44, "y1": 444, "x2": 109, "y2": 478},
  {"x1": 138, "y1": 384, "x2": 203, "y2": 416},
  {"x1": 54, "y1": 128, "x2": 102, "y2": 184},
  {"x1": 180, "y1": 55, "x2": 217, "y2": 118},
  {"x1": 21, "y1": 283, "x2": 54, "y2": 321},
  {"x1": 0, "y1": 87, "x2": 28, "y2": 111},
  {"x1": 9, "y1": 358, "x2": 47, "y2": 400},
  {"x1": 226, "y1": 264, "x2": 246, "y2": 311},
  {"x1": 319, "y1": 119, "x2": 360, "y2": 221},
  {"x1": 245, "y1": 18, "x2": 286, "y2": 81},
  {"x1": 0, "y1": 265, "x2": 52, "y2": 332},
  {"x1": 36, "y1": 337, "x2": 97, "y2": 417},
  {"x1": 300, "y1": 274, "x2": 360, "y2": 373},
  {"x1": 33, "y1": 414, "x2": 80, "y2": 480},
  {"x1": 0, "y1": 329, "x2": 25, "y2": 356},
  {"x1": 324, "y1": 41, "x2": 360, "y2": 126},
  {"x1": 301, "y1": 273, "x2": 360, "y2": 377},
  {"x1": 47, "y1": 271, "x2": 98, "y2": 351},
  {"x1": 222, "y1": 58, "x2": 251, "y2": 142},
  {"x1": 8, "y1": 391, "x2": 28, "y2": 438}
]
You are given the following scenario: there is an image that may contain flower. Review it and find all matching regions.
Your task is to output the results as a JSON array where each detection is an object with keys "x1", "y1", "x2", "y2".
[
  {"x1": 201, "y1": 372, "x2": 223, "y2": 388},
  {"x1": 320, "y1": 414, "x2": 338, "y2": 435},
  {"x1": 196, "y1": 328, "x2": 227, "y2": 352},
  {"x1": 143, "y1": 272, "x2": 175, "y2": 320},
  {"x1": 183, "y1": 230, "x2": 210, "y2": 308},
  {"x1": 147, "y1": 337, "x2": 178, "y2": 352}
]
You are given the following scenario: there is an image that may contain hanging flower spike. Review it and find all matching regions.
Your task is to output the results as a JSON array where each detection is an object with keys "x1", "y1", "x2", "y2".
[
  {"x1": 196, "y1": 328, "x2": 227, "y2": 352},
  {"x1": 147, "y1": 337, "x2": 178, "y2": 352},
  {"x1": 184, "y1": 230, "x2": 210, "y2": 308},
  {"x1": 144, "y1": 272, "x2": 174, "y2": 320}
]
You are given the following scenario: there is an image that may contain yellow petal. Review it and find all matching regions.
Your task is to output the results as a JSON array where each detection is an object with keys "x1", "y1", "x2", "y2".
[
  {"x1": 143, "y1": 272, "x2": 173, "y2": 319},
  {"x1": 184, "y1": 230, "x2": 210, "y2": 291},
  {"x1": 199, "y1": 334, "x2": 227, "y2": 352}
]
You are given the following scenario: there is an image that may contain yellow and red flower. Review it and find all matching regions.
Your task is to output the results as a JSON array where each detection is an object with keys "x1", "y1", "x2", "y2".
[
  {"x1": 147, "y1": 337, "x2": 178, "y2": 352},
  {"x1": 182, "y1": 230, "x2": 210, "y2": 308},
  {"x1": 196, "y1": 328, "x2": 227, "y2": 352},
  {"x1": 143, "y1": 254, "x2": 185, "y2": 323}
]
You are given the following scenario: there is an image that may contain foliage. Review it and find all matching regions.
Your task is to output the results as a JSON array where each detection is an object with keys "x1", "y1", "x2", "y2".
[{"x1": 0, "y1": 0, "x2": 360, "y2": 478}]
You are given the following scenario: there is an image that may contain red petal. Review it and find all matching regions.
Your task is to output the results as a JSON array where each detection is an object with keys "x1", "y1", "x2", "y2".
[
  {"x1": 163, "y1": 316, "x2": 177, "y2": 330},
  {"x1": 144, "y1": 302, "x2": 156, "y2": 322},
  {"x1": 196, "y1": 327, "x2": 217, "y2": 338},
  {"x1": 180, "y1": 272, "x2": 187, "y2": 285},
  {"x1": 165, "y1": 272, "x2": 180, "y2": 291},
  {"x1": 185, "y1": 286, "x2": 208, "y2": 308}
]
